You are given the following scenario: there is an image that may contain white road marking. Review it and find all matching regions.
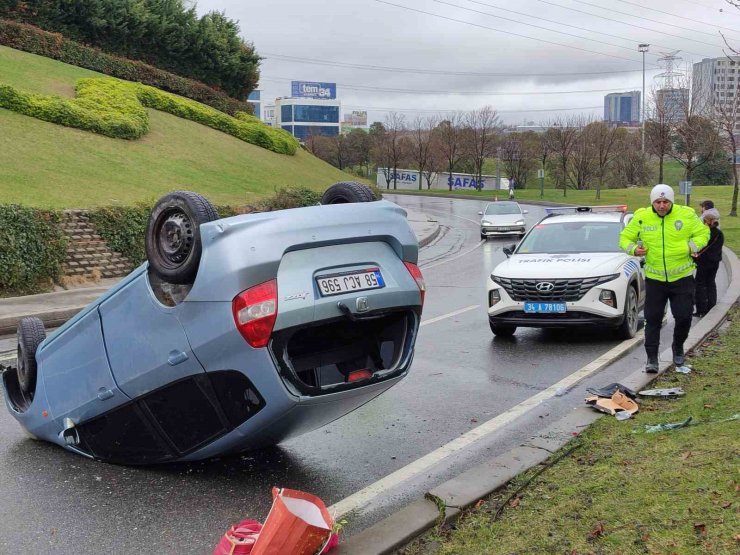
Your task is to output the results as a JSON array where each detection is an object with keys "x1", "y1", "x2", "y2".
[
  {"x1": 420, "y1": 305, "x2": 479, "y2": 327},
  {"x1": 328, "y1": 330, "x2": 644, "y2": 518}
]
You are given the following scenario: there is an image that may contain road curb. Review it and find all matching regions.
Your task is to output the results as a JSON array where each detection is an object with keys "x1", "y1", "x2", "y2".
[{"x1": 337, "y1": 246, "x2": 739, "y2": 555}]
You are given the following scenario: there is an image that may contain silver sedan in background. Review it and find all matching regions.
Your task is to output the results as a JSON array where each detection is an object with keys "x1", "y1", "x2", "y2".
[{"x1": 479, "y1": 201, "x2": 528, "y2": 239}]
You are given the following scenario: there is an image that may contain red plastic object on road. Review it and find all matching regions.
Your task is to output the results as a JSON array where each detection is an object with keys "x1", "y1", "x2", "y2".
[
  {"x1": 251, "y1": 488, "x2": 334, "y2": 555},
  {"x1": 212, "y1": 519, "x2": 262, "y2": 555}
]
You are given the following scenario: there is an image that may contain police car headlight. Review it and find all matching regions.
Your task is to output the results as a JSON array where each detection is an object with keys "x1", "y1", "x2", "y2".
[
  {"x1": 515, "y1": 220, "x2": 524, "y2": 225},
  {"x1": 482, "y1": 220, "x2": 492, "y2": 226}
]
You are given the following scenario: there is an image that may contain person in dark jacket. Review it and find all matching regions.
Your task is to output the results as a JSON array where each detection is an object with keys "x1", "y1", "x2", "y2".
[{"x1": 693, "y1": 208, "x2": 724, "y2": 317}]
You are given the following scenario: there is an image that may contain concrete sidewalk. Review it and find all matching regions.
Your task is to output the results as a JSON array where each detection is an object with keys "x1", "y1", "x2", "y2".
[{"x1": 0, "y1": 209, "x2": 440, "y2": 337}]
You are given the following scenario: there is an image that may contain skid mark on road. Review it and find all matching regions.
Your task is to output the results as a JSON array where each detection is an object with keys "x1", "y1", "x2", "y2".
[{"x1": 329, "y1": 329, "x2": 644, "y2": 518}]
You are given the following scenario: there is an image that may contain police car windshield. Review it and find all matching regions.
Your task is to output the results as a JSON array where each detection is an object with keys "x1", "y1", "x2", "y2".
[
  {"x1": 517, "y1": 221, "x2": 622, "y2": 254},
  {"x1": 484, "y1": 202, "x2": 521, "y2": 215}
]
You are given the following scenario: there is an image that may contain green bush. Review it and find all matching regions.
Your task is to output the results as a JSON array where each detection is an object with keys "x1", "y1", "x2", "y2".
[
  {"x1": 0, "y1": 77, "x2": 299, "y2": 154},
  {"x1": 0, "y1": 205, "x2": 67, "y2": 296},
  {"x1": 0, "y1": 19, "x2": 253, "y2": 116},
  {"x1": 88, "y1": 204, "x2": 151, "y2": 266},
  {"x1": 253, "y1": 186, "x2": 322, "y2": 211}
]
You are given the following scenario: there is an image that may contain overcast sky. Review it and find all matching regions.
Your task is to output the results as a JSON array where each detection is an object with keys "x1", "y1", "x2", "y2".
[{"x1": 194, "y1": 0, "x2": 737, "y2": 125}]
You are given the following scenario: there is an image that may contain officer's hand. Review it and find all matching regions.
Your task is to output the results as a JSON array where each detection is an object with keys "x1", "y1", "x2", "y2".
[{"x1": 634, "y1": 246, "x2": 647, "y2": 256}]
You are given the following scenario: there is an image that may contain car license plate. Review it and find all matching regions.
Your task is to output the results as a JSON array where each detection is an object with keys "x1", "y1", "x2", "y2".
[
  {"x1": 316, "y1": 268, "x2": 385, "y2": 296},
  {"x1": 523, "y1": 302, "x2": 566, "y2": 313}
]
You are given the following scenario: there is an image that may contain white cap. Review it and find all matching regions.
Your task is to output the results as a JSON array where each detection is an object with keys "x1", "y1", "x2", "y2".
[{"x1": 650, "y1": 184, "x2": 674, "y2": 204}]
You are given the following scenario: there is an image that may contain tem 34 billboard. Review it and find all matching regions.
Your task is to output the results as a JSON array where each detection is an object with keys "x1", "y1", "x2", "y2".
[{"x1": 291, "y1": 81, "x2": 337, "y2": 99}]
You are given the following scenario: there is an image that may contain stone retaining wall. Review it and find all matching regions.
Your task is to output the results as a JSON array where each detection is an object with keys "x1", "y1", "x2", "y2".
[{"x1": 60, "y1": 210, "x2": 132, "y2": 279}]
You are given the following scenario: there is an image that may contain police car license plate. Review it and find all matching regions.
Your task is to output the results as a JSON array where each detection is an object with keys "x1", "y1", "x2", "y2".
[
  {"x1": 524, "y1": 302, "x2": 566, "y2": 313},
  {"x1": 316, "y1": 268, "x2": 385, "y2": 296}
]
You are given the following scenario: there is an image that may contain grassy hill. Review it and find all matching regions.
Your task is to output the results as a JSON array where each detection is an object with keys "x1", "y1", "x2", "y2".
[{"x1": 0, "y1": 46, "x2": 358, "y2": 208}]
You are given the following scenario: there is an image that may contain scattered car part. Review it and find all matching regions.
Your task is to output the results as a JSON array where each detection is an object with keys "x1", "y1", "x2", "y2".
[
  {"x1": 586, "y1": 382, "x2": 637, "y2": 399},
  {"x1": 638, "y1": 387, "x2": 685, "y2": 398}
]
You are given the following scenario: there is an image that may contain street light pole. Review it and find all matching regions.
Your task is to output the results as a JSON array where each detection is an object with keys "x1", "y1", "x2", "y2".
[{"x1": 638, "y1": 43, "x2": 650, "y2": 153}]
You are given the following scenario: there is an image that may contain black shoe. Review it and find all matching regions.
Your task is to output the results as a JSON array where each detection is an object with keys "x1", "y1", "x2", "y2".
[
  {"x1": 645, "y1": 356, "x2": 659, "y2": 373},
  {"x1": 672, "y1": 344, "x2": 685, "y2": 366},
  {"x1": 693, "y1": 312, "x2": 705, "y2": 318}
]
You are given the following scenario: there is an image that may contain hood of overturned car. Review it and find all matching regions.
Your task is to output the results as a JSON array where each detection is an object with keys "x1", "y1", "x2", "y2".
[{"x1": 492, "y1": 252, "x2": 630, "y2": 280}]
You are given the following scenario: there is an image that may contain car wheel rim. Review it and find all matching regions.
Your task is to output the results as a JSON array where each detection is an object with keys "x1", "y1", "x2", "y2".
[
  {"x1": 158, "y1": 210, "x2": 193, "y2": 266},
  {"x1": 627, "y1": 290, "x2": 638, "y2": 333}
]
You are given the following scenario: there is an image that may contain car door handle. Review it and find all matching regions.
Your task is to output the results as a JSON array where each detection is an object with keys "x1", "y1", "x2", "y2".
[{"x1": 167, "y1": 350, "x2": 189, "y2": 366}]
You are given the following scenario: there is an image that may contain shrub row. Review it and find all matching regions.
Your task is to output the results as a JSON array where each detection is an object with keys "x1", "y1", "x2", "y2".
[
  {"x1": 0, "y1": 205, "x2": 67, "y2": 296},
  {"x1": 0, "y1": 19, "x2": 252, "y2": 116},
  {"x1": 0, "y1": 77, "x2": 299, "y2": 154}
]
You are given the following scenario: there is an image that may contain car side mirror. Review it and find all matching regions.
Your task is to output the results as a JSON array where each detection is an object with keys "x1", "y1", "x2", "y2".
[
  {"x1": 503, "y1": 244, "x2": 516, "y2": 257},
  {"x1": 478, "y1": 211, "x2": 483, "y2": 215},
  {"x1": 523, "y1": 210, "x2": 529, "y2": 214},
  {"x1": 639, "y1": 258, "x2": 645, "y2": 268}
]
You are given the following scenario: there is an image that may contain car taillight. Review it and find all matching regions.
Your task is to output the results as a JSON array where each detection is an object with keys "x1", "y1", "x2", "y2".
[
  {"x1": 403, "y1": 261, "x2": 426, "y2": 308},
  {"x1": 232, "y1": 279, "x2": 277, "y2": 348}
]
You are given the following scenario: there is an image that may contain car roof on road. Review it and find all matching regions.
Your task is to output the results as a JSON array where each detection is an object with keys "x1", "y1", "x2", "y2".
[{"x1": 539, "y1": 212, "x2": 627, "y2": 224}]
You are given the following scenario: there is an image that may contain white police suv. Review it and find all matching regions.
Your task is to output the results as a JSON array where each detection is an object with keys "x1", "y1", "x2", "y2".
[{"x1": 486, "y1": 206, "x2": 644, "y2": 338}]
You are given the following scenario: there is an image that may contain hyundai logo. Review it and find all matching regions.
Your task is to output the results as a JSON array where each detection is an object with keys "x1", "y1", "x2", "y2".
[{"x1": 535, "y1": 282, "x2": 555, "y2": 292}]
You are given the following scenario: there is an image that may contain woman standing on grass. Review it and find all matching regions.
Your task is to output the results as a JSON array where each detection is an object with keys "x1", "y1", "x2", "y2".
[{"x1": 693, "y1": 208, "x2": 724, "y2": 317}]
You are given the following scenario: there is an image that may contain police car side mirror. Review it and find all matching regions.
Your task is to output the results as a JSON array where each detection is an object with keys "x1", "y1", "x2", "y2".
[
  {"x1": 478, "y1": 211, "x2": 483, "y2": 215},
  {"x1": 503, "y1": 244, "x2": 516, "y2": 257},
  {"x1": 640, "y1": 259, "x2": 645, "y2": 268}
]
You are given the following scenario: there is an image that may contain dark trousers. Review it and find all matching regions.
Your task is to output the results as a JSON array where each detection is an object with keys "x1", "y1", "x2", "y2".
[
  {"x1": 695, "y1": 261, "x2": 720, "y2": 316},
  {"x1": 644, "y1": 276, "x2": 694, "y2": 359}
]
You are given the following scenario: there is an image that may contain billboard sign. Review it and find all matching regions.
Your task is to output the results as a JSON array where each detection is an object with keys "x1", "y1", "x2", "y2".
[{"x1": 291, "y1": 81, "x2": 336, "y2": 99}]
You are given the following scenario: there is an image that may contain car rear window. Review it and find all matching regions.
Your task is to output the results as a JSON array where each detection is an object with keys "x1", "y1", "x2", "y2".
[{"x1": 517, "y1": 221, "x2": 622, "y2": 254}]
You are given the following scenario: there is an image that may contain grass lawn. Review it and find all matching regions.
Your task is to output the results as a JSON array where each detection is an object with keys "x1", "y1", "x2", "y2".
[
  {"x1": 0, "y1": 46, "x2": 358, "y2": 208},
  {"x1": 401, "y1": 308, "x2": 740, "y2": 555},
  {"x1": 391, "y1": 185, "x2": 739, "y2": 254}
]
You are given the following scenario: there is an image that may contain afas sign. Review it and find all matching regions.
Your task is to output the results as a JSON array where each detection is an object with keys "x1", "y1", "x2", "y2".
[{"x1": 291, "y1": 81, "x2": 337, "y2": 99}]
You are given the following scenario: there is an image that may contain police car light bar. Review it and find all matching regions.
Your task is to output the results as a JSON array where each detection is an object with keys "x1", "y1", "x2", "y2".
[{"x1": 544, "y1": 205, "x2": 627, "y2": 215}]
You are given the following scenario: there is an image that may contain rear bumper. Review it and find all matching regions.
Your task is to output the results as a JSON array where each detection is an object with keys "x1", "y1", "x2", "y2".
[{"x1": 489, "y1": 311, "x2": 625, "y2": 328}]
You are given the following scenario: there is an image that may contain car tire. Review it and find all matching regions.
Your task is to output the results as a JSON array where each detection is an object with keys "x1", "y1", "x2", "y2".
[
  {"x1": 489, "y1": 322, "x2": 516, "y2": 337},
  {"x1": 320, "y1": 181, "x2": 376, "y2": 204},
  {"x1": 145, "y1": 191, "x2": 220, "y2": 285},
  {"x1": 17, "y1": 317, "x2": 46, "y2": 396},
  {"x1": 616, "y1": 285, "x2": 639, "y2": 339}
]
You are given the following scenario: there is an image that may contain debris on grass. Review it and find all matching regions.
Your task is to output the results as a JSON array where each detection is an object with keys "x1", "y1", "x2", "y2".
[{"x1": 643, "y1": 416, "x2": 693, "y2": 433}]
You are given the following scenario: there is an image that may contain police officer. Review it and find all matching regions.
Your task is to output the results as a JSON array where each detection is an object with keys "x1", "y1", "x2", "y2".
[{"x1": 619, "y1": 184, "x2": 709, "y2": 372}]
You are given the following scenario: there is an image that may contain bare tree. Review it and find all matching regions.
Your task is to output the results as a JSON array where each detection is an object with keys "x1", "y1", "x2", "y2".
[
  {"x1": 331, "y1": 133, "x2": 350, "y2": 170},
  {"x1": 614, "y1": 130, "x2": 653, "y2": 187},
  {"x1": 645, "y1": 87, "x2": 672, "y2": 183},
  {"x1": 435, "y1": 113, "x2": 464, "y2": 191},
  {"x1": 545, "y1": 117, "x2": 580, "y2": 197},
  {"x1": 570, "y1": 118, "x2": 598, "y2": 191},
  {"x1": 590, "y1": 121, "x2": 620, "y2": 199},
  {"x1": 501, "y1": 132, "x2": 539, "y2": 188},
  {"x1": 346, "y1": 128, "x2": 371, "y2": 178},
  {"x1": 385, "y1": 112, "x2": 407, "y2": 190},
  {"x1": 410, "y1": 115, "x2": 437, "y2": 191},
  {"x1": 465, "y1": 106, "x2": 500, "y2": 191},
  {"x1": 669, "y1": 75, "x2": 722, "y2": 182},
  {"x1": 369, "y1": 122, "x2": 394, "y2": 189}
]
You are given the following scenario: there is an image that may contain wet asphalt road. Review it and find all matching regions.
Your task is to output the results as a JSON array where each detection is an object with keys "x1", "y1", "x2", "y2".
[{"x1": 0, "y1": 195, "x2": 726, "y2": 553}]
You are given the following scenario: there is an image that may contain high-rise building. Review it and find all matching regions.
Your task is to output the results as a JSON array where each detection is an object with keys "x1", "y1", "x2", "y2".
[
  {"x1": 604, "y1": 91, "x2": 641, "y2": 124},
  {"x1": 692, "y1": 56, "x2": 740, "y2": 131}
]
